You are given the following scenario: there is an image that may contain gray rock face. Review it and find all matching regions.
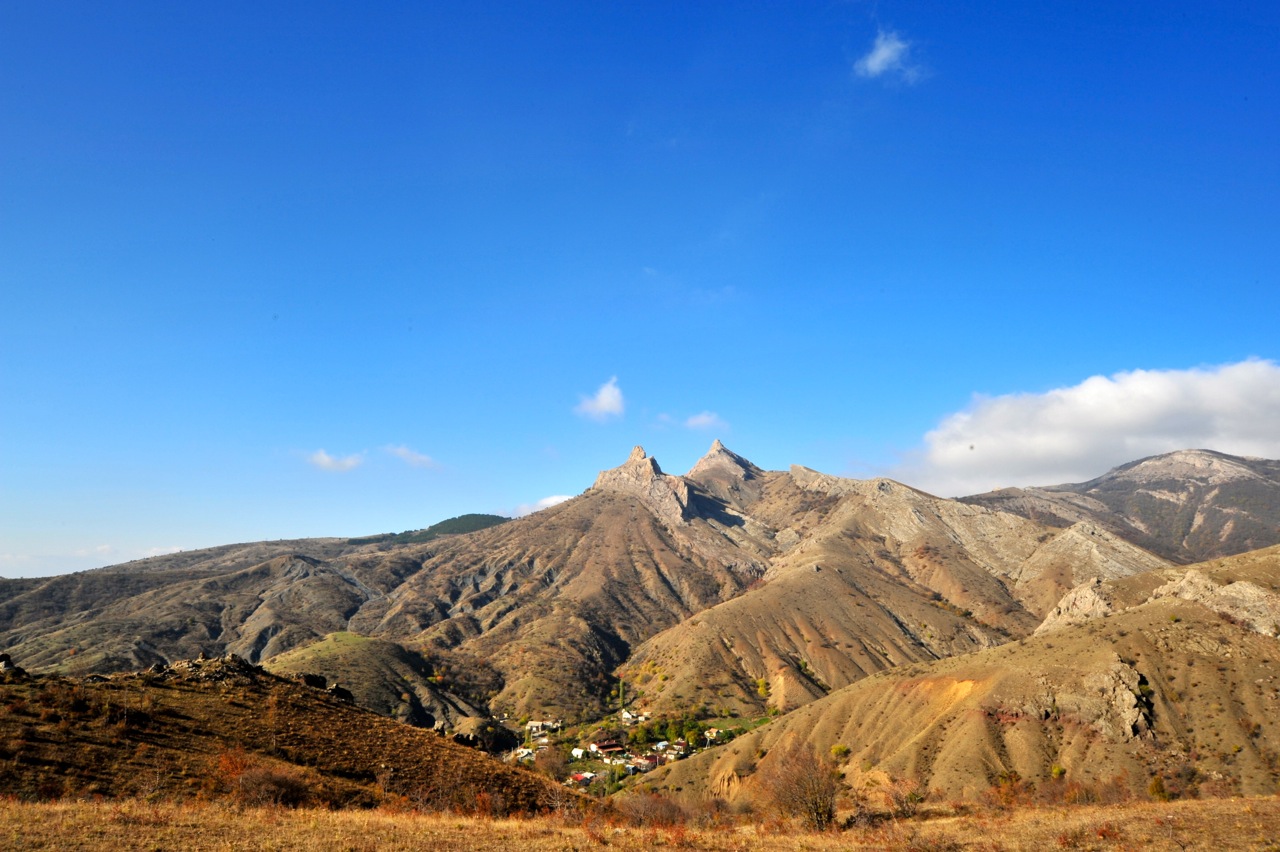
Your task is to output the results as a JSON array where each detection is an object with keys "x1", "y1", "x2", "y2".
[
  {"x1": 1152, "y1": 569, "x2": 1280, "y2": 637},
  {"x1": 1035, "y1": 579, "x2": 1115, "y2": 634},
  {"x1": 686, "y1": 439, "x2": 765, "y2": 510},
  {"x1": 591, "y1": 446, "x2": 692, "y2": 527},
  {"x1": 1075, "y1": 657, "x2": 1152, "y2": 741}
]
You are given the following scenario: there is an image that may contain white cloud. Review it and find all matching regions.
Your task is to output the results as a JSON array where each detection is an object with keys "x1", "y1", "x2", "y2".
[
  {"x1": 307, "y1": 449, "x2": 364, "y2": 472},
  {"x1": 574, "y1": 376, "x2": 625, "y2": 421},
  {"x1": 513, "y1": 495, "x2": 572, "y2": 517},
  {"x1": 685, "y1": 411, "x2": 728, "y2": 431},
  {"x1": 386, "y1": 445, "x2": 437, "y2": 468},
  {"x1": 889, "y1": 360, "x2": 1280, "y2": 497},
  {"x1": 854, "y1": 30, "x2": 922, "y2": 82}
]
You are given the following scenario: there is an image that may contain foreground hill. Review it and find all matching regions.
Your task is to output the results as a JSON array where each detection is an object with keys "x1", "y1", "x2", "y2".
[
  {"x1": 963, "y1": 449, "x2": 1280, "y2": 563},
  {"x1": 643, "y1": 545, "x2": 1280, "y2": 802},
  {"x1": 263, "y1": 632, "x2": 487, "y2": 728},
  {"x1": 0, "y1": 654, "x2": 564, "y2": 811}
]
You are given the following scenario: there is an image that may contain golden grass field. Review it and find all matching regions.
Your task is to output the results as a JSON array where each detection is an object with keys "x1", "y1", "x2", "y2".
[{"x1": 1, "y1": 796, "x2": 1278, "y2": 851}]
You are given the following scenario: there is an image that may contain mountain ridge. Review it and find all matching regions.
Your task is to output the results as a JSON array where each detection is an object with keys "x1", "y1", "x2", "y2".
[{"x1": 4, "y1": 443, "x2": 1278, "y2": 733}]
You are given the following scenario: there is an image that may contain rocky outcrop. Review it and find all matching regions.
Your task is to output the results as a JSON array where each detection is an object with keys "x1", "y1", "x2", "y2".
[
  {"x1": 1152, "y1": 569, "x2": 1280, "y2": 637},
  {"x1": 591, "y1": 446, "x2": 692, "y2": 527},
  {"x1": 0, "y1": 653, "x2": 28, "y2": 680},
  {"x1": 1071, "y1": 657, "x2": 1152, "y2": 741},
  {"x1": 1035, "y1": 578, "x2": 1116, "y2": 634}
]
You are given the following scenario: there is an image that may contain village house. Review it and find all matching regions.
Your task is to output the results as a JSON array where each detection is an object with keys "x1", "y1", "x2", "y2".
[
  {"x1": 525, "y1": 719, "x2": 563, "y2": 737},
  {"x1": 588, "y1": 740, "x2": 626, "y2": 756}
]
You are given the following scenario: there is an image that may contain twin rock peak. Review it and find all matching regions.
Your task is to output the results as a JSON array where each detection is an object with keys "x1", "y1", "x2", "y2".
[{"x1": 590, "y1": 440, "x2": 758, "y2": 526}]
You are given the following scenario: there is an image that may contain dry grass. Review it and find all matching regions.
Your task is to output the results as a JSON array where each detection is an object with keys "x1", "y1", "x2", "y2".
[
  {"x1": 0, "y1": 661, "x2": 563, "y2": 812},
  {"x1": 1, "y1": 796, "x2": 1278, "y2": 851}
]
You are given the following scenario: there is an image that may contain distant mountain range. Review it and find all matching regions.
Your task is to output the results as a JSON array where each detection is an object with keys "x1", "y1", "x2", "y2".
[
  {"x1": 3, "y1": 443, "x2": 1279, "y2": 769},
  {"x1": 961, "y1": 449, "x2": 1280, "y2": 563}
]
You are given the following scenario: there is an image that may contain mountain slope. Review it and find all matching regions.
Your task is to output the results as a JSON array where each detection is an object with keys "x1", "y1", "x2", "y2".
[
  {"x1": 621, "y1": 466, "x2": 1168, "y2": 718},
  {"x1": 644, "y1": 546, "x2": 1280, "y2": 801},
  {"x1": 0, "y1": 655, "x2": 566, "y2": 810},
  {"x1": 963, "y1": 449, "x2": 1280, "y2": 563},
  {"x1": 263, "y1": 631, "x2": 488, "y2": 728},
  {"x1": 348, "y1": 448, "x2": 782, "y2": 718}
]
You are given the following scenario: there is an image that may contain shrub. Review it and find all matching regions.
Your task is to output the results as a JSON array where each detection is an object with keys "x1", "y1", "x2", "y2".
[
  {"x1": 618, "y1": 793, "x2": 686, "y2": 827},
  {"x1": 235, "y1": 765, "x2": 312, "y2": 807},
  {"x1": 753, "y1": 740, "x2": 841, "y2": 832}
]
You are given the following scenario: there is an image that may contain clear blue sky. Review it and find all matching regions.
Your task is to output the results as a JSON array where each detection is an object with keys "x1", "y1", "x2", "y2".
[{"x1": 3, "y1": 2, "x2": 1278, "y2": 576}]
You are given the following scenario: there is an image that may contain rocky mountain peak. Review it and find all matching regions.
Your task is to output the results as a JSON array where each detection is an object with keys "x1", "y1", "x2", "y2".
[
  {"x1": 1088, "y1": 449, "x2": 1265, "y2": 488},
  {"x1": 687, "y1": 440, "x2": 761, "y2": 480},
  {"x1": 591, "y1": 446, "x2": 690, "y2": 525},
  {"x1": 684, "y1": 440, "x2": 765, "y2": 511}
]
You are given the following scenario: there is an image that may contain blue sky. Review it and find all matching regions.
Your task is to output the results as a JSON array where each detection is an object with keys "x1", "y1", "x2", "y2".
[{"x1": 3, "y1": 2, "x2": 1278, "y2": 576}]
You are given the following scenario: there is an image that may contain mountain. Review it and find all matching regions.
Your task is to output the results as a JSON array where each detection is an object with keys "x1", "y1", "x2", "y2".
[
  {"x1": 642, "y1": 545, "x2": 1280, "y2": 802},
  {"x1": 962, "y1": 449, "x2": 1280, "y2": 564},
  {"x1": 618, "y1": 465, "x2": 1167, "y2": 718},
  {"x1": 0, "y1": 443, "x2": 1182, "y2": 726}
]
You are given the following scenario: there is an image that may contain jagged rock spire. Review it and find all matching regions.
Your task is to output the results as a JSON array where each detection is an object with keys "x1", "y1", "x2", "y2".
[
  {"x1": 687, "y1": 439, "x2": 761, "y2": 480},
  {"x1": 687, "y1": 440, "x2": 764, "y2": 510},
  {"x1": 592, "y1": 446, "x2": 690, "y2": 525}
]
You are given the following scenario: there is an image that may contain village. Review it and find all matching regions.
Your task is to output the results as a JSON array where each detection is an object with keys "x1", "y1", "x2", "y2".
[{"x1": 505, "y1": 707, "x2": 745, "y2": 794}]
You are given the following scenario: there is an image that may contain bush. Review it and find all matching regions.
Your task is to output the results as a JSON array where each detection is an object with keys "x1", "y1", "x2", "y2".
[
  {"x1": 236, "y1": 765, "x2": 312, "y2": 807},
  {"x1": 617, "y1": 793, "x2": 686, "y2": 827},
  {"x1": 753, "y1": 740, "x2": 841, "y2": 832},
  {"x1": 213, "y1": 748, "x2": 314, "y2": 808}
]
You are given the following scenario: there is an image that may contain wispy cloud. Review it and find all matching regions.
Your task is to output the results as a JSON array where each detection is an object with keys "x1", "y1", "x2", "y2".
[
  {"x1": 575, "y1": 376, "x2": 625, "y2": 421},
  {"x1": 685, "y1": 411, "x2": 728, "y2": 431},
  {"x1": 513, "y1": 495, "x2": 572, "y2": 517},
  {"x1": 385, "y1": 445, "x2": 437, "y2": 468},
  {"x1": 307, "y1": 449, "x2": 364, "y2": 472},
  {"x1": 888, "y1": 359, "x2": 1280, "y2": 497},
  {"x1": 854, "y1": 30, "x2": 923, "y2": 83}
]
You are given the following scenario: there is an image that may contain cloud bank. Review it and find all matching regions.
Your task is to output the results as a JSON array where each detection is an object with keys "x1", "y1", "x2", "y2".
[
  {"x1": 575, "y1": 376, "x2": 625, "y2": 421},
  {"x1": 890, "y1": 360, "x2": 1280, "y2": 497},
  {"x1": 307, "y1": 449, "x2": 364, "y2": 472},
  {"x1": 854, "y1": 30, "x2": 922, "y2": 83}
]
